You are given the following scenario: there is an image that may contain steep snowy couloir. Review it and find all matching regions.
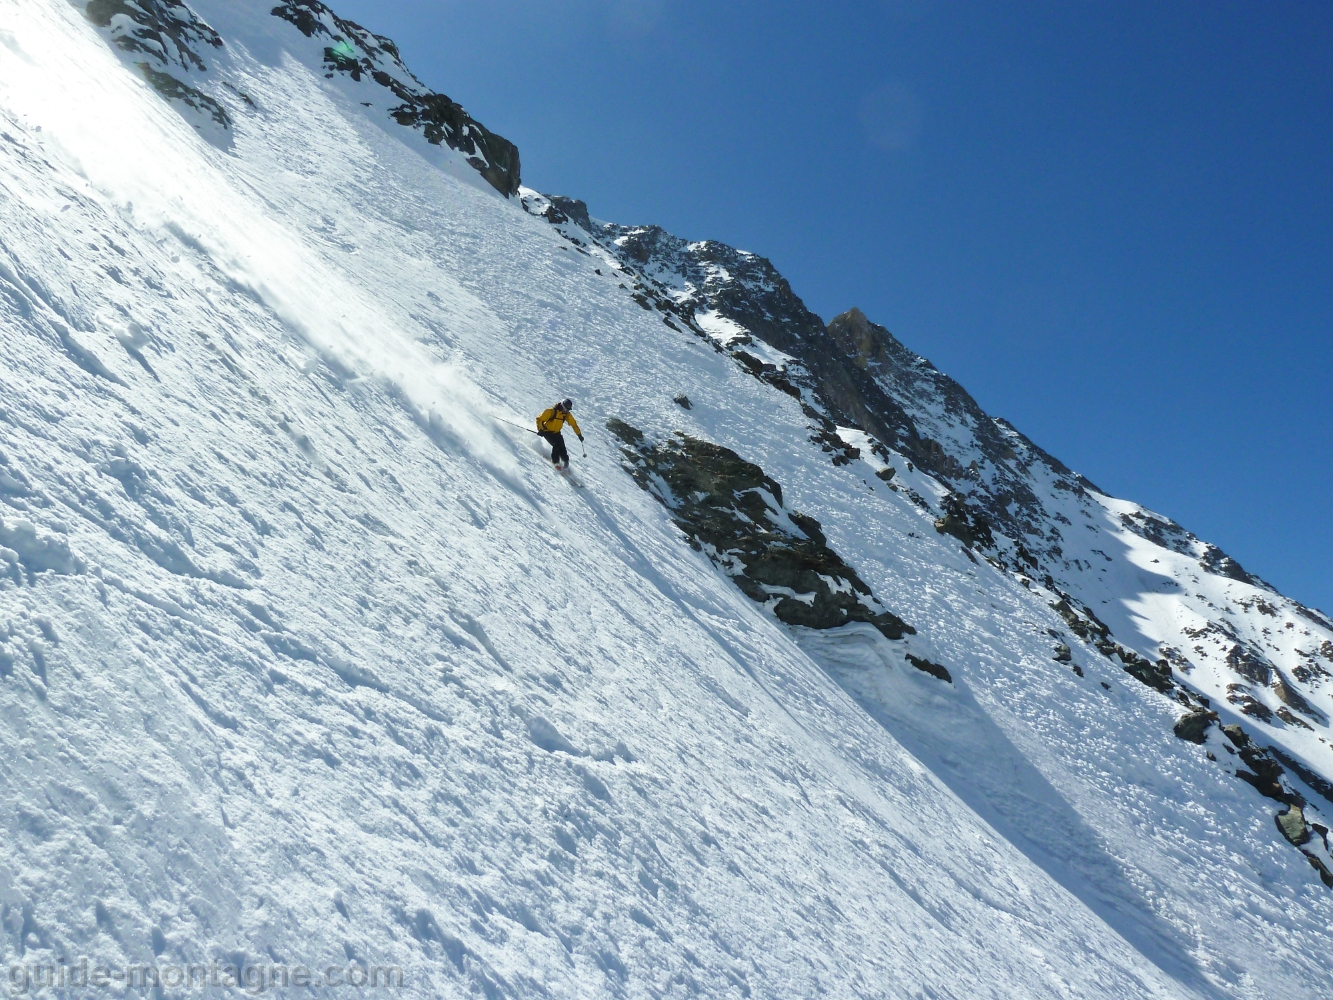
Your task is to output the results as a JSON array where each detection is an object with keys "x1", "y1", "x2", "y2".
[{"x1": 0, "y1": 2, "x2": 1331, "y2": 999}]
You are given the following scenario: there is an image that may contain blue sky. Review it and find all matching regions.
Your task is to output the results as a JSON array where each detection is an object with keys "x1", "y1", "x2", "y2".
[{"x1": 330, "y1": 0, "x2": 1332, "y2": 613}]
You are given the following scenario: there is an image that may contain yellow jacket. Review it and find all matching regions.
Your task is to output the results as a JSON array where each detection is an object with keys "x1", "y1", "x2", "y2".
[{"x1": 536, "y1": 406, "x2": 582, "y2": 437}]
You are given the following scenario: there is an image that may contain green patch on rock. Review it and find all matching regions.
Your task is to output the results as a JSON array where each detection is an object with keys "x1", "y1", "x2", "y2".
[
  {"x1": 607, "y1": 418, "x2": 913, "y2": 642},
  {"x1": 323, "y1": 43, "x2": 362, "y2": 77}
]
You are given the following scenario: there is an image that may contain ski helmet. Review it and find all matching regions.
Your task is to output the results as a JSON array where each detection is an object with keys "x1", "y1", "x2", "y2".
[{"x1": 561, "y1": 398, "x2": 573, "y2": 410}]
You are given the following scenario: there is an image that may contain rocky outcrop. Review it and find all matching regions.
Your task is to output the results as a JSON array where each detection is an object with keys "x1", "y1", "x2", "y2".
[
  {"x1": 271, "y1": 1, "x2": 520, "y2": 196},
  {"x1": 84, "y1": 0, "x2": 222, "y2": 71},
  {"x1": 1276, "y1": 804, "x2": 1312, "y2": 846},
  {"x1": 81, "y1": 0, "x2": 231, "y2": 128},
  {"x1": 79, "y1": 0, "x2": 521, "y2": 190},
  {"x1": 607, "y1": 419, "x2": 914, "y2": 644},
  {"x1": 934, "y1": 492, "x2": 994, "y2": 551}
]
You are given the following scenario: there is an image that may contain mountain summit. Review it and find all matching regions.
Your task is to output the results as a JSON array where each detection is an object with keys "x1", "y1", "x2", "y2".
[{"x1": 2, "y1": 2, "x2": 1331, "y2": 997}]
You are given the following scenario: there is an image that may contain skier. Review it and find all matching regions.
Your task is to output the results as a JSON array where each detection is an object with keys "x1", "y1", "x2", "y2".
[{"x1": 535, "y1": 398, "x2": 583, "y2": 469}]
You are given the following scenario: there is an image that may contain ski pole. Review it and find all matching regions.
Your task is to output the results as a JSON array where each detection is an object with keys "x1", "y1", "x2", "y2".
[{"x1": 496, "y1": 417, "x2": 538, "y2": 435}]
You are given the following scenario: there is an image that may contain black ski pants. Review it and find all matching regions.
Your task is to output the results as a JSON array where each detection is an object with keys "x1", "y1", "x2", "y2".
[{"x1": 540, "y1": 431, "x2": 569, "y2": 465}]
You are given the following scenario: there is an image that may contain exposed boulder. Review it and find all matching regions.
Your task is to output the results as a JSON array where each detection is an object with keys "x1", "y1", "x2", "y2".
[
  {"x1": 607, "y1": 419, "x2": 913, "y2": 643},
  {"x1": 1173, "y1": 710, "x2": 1218, "y2": 744},
  {"x1": 1276, "y1": 805, "x2": 1312, "y2": 847},
  {"x1": 547, "y1": 196, "x2": 592, "y2": 231}
]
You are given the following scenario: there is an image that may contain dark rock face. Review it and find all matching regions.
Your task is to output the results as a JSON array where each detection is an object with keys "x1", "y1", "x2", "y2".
[
  {"x1": 1272, "y1": 669, "x2": 1323, "y2": 722},
  {"x1": 81, "y1": 0, "x2": 231, "y2": 128},
  {"x1": 1226, "y1": 643, "x2": 1272, "y2": 686},
  {"x1": 547, "y1": 196, "x2": 592, "y2": 231},
  {"x1": 270, "y1": 1, "x2": 520, "y2": 196},
  {"x1": 606, "y1": 419, "x2": 913, "y2": 642},
  {"x1": 822, "y1": 308, "x2": 1093, "y2": 560},
  {"x1": 1222, "y1": 725, "x2": 1300, "y2": 806},
  {"x1": 1121, "y1": 653, "x2": 1174, "y2": 695},
  {"x1": 136, "y1": 63, "x2": 230, "y2": 127},
  {"x1": 84, "y1": 0, "x2": 222, "y2": 70},
  {"x1": 934, "y1": 492, "x2": 994, "y2": 551},
  {"x1": 905, "y1": 654, "x2": 952, "y2": 683},
  {"x1": 1228, "y1": 687, "x2": 1274, "y2": 722},
  {"x1": 1200, "y1": 543, "x2": 1265, "y2": 587}
]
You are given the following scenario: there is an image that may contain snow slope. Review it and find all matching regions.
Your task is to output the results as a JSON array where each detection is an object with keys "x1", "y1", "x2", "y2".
[{"x1": 1, "y1": 2, "x2": 1331, "y2": 998}]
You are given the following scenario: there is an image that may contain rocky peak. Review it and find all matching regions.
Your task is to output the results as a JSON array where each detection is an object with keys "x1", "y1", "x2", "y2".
[
  {"x1": 79, "y1": 0, "x2": 520, "y2": 194},
  {"x1": 827, "y1": 306, "x2": 895, "y2": 371},
  {"x1": 271, "y1": 1, "x2": 520, "y2": 196},
  {"x1": 546, "y1": 196, "x2": 591, "y2": 231}
]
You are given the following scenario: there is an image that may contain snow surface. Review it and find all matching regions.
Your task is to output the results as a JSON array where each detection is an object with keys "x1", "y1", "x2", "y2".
[{"x1": 1, "y1": 2, "x2": 1332, "y2": 998}]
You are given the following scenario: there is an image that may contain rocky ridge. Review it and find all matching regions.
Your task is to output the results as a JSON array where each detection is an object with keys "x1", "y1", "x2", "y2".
[
  {"x1": 77, "y1": 0, "x2": 520, "y2": 194},
  {"x1": 521, "y1": 191, "x2": 1333, "y2": 888},
  {"x1": 269, "y1": 1, "x2": 520, "y2": 196}
]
